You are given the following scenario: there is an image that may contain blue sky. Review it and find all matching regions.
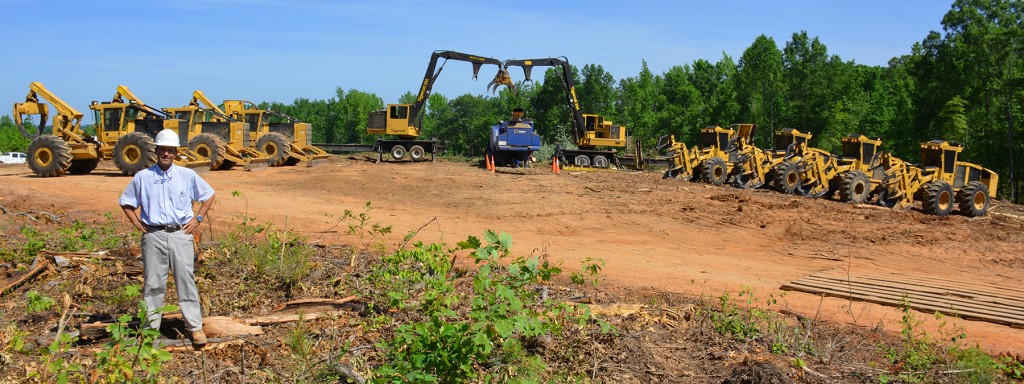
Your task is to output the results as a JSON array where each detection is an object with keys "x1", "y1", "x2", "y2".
[{"x1": 2, "y1": 0, "x2": 950, "y2": 124}]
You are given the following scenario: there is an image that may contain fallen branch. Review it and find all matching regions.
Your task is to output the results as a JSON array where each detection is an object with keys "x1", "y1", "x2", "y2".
[
  {"x1": 400, "y1": 217, "x2": 437, "y2": 250},
  {"x1": 13, "y1": 210, "x2": 62, "y2": 223},
  {"x1": 0, "y1": 255, "x2": 51, "y2": 296},
  {"x1": 273, "y1": 296, "x2": 357, "y2": 312},
  {"x1": 989, "y1": 211, "x2": 1024, "y2": 222},
  {"x1": 0, "y1": 203, "x2": 7, "y2": 214},
  {"x1": 852, "y1": 204, "x2": 891, "y2": 211},
  {"x1": 245, "y1": 310, "x2": 352, "y2": 326}
]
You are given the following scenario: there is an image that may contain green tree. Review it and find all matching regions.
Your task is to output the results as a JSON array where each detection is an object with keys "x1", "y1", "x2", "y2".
[
  {"x1": 736, "y1": 35, "x2": 785, "y2": 147},
  {"x1": 0, "y1": 115, "x2": 31, "y2": 152},
  {"x1": 620, "y1": 60, "x2": 664, "y2": 147}
]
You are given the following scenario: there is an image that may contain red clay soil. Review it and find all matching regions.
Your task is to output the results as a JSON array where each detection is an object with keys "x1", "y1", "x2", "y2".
[{"x1": 2, "y1": 156, "x2": 1022, "y2": 354}]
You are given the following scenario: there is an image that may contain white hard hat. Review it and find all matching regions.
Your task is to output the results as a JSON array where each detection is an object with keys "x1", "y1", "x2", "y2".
[{"x1": 154, "y1": 129, "x2": 180, "y2": 147}]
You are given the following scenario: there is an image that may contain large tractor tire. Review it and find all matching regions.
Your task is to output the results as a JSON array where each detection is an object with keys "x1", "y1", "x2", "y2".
[
  {"x1": 255, "y1": 132, "x2": 291, "y2": 167},
  {"x1": 113, "y1": 132, "x2": 157, "y2": 176},
  {"x1": 921, "y1": 181, "x2": 955, "y2": 216},
  {"x1": 837, "y1": 170, "x2": 871, "y2": 203},
  {"x1": 67, "y1": 159, "x2": 99, "y2": 175},
  {"x1": 956, "y1": 181, "x2": 990, "y2": 217},
  {"x1": 701, "y1": 157, "x2": 728, "y2": 186},
  {"x1": 409, "y1": 145, "x2": 426, "y2": 161},
  {"x1": 390, "y1": 145, "x2": 407, "y2": 161},
  {"x1": 27, "y1": 135, "x2": 72, "y2": 177},
  {"x1": 189, "y1": 133, "x2": 228, "y2": 170},
  {"x1": 771, "y1": 161, "x2": 800, "y2": 194}
]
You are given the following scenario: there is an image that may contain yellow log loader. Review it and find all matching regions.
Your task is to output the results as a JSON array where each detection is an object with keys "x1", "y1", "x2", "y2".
[
  {"x1": 12, "y1": 82, "x2": 207, "y2": 177},
  {"x1": 504, "y1": 57, "x2": 627, "y2": 168},
  {"x1": 221, "y1": 98, "x2": 328, "y2": 167},
  {"x1": 792, "y1": 134, "x2": 886, "y2": 204},
  {"x1": 367, "y1": 50, "x2": 514, "y2": 162},
  {"x1": 876, "y1": 140, "x2": 998, "y2": 216},
  {"x1": 163, "y1": 92, "x2": 270, "y2": 171}
]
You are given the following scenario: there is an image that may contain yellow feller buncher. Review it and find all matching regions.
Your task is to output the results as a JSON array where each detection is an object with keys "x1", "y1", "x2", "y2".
[
  {"x1": 876, "y1": 140, "x2": 998, "y2": 217},
  {"x1": 163, "y1": 92, "x2": 270, "y2": 171},
  {"x1": 791, "y1": 134, "x2": 886, "y2": 204},
  {"x1": 765, "y1": 128, "x2": 813, "y2": 193},
  {"x1": 221, "y1": 98, "x2": 329, "y2": 167},
  {"x1": 12, "y1": 82, "x2": 207, "y2": 177},
  {"x1": 658, "y1": 124, "x2": 743, "y2": 185}
]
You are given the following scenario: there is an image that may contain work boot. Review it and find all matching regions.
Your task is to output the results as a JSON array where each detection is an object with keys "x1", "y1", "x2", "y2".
[{"x1": 191, "y1": 330, "x2": 207, "y2": 348}]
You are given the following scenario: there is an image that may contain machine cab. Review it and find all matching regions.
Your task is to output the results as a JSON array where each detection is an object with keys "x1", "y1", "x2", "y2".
[
  {"x1": 91, "y1": 101, "x2": 138, "y2": 144},
  {"x1": 367, "y1": 104, "x2": 418, "y2": 138},
  {"x1": 773, "y1": 128, "x2": 811, "y2": 155},
  {"x1": 699, "y1": 125, "x2": 735, "y2": 150},
  {"x1": 841, "y1": 134, "x2": 882, "y2": 166}
]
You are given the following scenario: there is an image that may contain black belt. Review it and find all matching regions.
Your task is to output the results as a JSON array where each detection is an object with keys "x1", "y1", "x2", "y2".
[{"x1": 148, "y1": 224, "x2": 183, "y2": 232}]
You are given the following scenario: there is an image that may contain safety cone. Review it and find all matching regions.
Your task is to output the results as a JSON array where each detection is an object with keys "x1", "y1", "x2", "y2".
[
  {"x1": 551, "y1": 157, "x2": 560, "y2": 174},
  {"x1": 488, "y1": 154, "x2": 495, "y2": 173}
]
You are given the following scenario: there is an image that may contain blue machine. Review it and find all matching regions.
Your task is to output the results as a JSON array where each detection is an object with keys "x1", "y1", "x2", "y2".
[{"x1": 488, "y1": 109, "x2": 541, "y2": 168}]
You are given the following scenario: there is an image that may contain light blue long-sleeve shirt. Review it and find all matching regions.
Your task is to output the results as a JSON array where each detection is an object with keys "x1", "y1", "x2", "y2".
[{"x1": 119, "y1": 164, "x2": 215, "y2": 226}]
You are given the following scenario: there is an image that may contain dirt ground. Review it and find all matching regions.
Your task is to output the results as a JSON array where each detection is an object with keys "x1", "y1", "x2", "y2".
[{"x1": 2, "y1": 155, "x2": 1023, "y2": 355}]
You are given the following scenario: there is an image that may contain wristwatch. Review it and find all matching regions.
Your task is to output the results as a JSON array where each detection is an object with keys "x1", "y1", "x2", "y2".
[{"x1": 196, "y1": 215, "x2": 204, "y2": 223}]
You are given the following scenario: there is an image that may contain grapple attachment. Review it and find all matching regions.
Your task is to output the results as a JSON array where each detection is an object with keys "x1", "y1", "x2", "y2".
[{"x1": 487, "y1": 68, "x2": 516, "y2": 95}]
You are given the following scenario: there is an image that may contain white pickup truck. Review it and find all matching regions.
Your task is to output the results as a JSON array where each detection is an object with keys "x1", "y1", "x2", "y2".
[{"x1": 0, "y1": 152, "x2": 28, "y2": 164}]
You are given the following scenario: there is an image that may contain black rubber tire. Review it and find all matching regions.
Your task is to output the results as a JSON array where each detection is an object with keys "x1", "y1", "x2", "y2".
[
  {"x1": 771, "y1": 161, "x2": 800, "y2": 194},
  {"x1": 837, "y1": 171, "x2": 871, "y2": 203},
  {"x1": 574, "y1": 155, "x2": 591, "y2": 167},
  {"x1": 113, "y1": 132, "x2": 157, "y2": 176},
  {"x1": 701, "y1": 157, "x2": 728, "y2": 186},
  {"x1": 390, "y1": 145, "x2": 406, "y2": 160},
  {"x1": 67, "y1": 159, "x2": 99, "y2": 175},
  {"x1": 956, "y1": 181, "x2": 990, "y2": 217},
  {"x1": 255, "y1": 132, "x2": 291, "y2": 167},
  {"x1": 592, "y1": 155, "x2": 609, "y2": 168},
  {"x1": 189, "y1": 133, "x2": 227, "y2": 170},
  {"x1": 27, "y1": 135, "x2": 72, "y2": 177},
  {"x1": 409, "y1": 145, "x2": 426, "y2": 161},
  {"x1": 922, "y1": 181, "x2": 955, "y2": 216}
]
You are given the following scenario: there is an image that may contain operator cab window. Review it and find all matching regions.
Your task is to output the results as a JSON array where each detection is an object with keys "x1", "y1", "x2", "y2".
[
  {"x1": 390, "y1": 106, "x2": 408, "y2": 119},
  {"x1": 103, "y1": 110, "x2": 122, "y2": 132}
]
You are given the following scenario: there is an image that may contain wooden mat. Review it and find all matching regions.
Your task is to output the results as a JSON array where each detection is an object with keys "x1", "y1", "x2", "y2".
[{"x1": 780, "y1": 270, "x2": 1024, "y2": 328}]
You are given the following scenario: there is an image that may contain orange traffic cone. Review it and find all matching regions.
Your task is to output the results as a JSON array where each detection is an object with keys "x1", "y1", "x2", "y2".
[
  {"x1": 551, "y1": 157, "x2": 560, "y2": 174},
  {"x1": 487, "y1": 154, "x2": 495, "y2": 172}
]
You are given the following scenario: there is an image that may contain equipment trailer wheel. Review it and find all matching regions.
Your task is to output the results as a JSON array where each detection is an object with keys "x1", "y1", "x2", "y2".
[
  {"x1": 701, "y1": 157, "x2": 728, "y2": 186},
  {"x1": 189, "y1": 133, "x2": 228, "y2": 170},
  {"x1": 574, "y1": 155, "x2": 590, "y2": 167},
  {"x1": 113, "y1": 132, "x2": 157, "y2": 176},
  {"x1": 922, "y1": 181, "x2": 955, "y2": 216},
  {"x1": 592, "y1": 155, "x2": 609, "y2": 168},
  {"x1": 67, "y1": 159, "x2": 99, "y2": 175},
  {"x1": 27, "y1": 135, "x2": 72, "y2": 177},
  {"x1": 956, "y1": 181, "x2": 990, "y2": 217},
  {"x1": 771, "y1": 161, "x2": 800, "y2": 194},
  {"x1": 390, "y1": 145, "x2": 406, "y2": 160},
  {"x1": 255, "y1": 132, "x2": 291, "y2": 166},
  {"x1": 838, "y1": 171, "x2": 871, "y2": 203},
  {"x1": 409, "y1": 145, "x2": 426, "y2": 161}
]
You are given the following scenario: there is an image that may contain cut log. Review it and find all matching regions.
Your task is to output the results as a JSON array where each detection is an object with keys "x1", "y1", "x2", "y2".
[{"x1": 0, "y1": 255, "x2": 50, "y2": 296}]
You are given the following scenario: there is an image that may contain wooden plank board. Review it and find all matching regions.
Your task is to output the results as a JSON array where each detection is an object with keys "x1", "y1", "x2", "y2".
[
  {"x1": 798, "y1": 276, "x2": 1024, "y2": 314},
  {"x1": 787, "y1": 279, "x2": 1024, "y2": 321},
  {"x1": 782, "y1": 270, "x2": 1024, "y2": 328},
  {"x1": 815, "y1": 271, "x2": 1024, "y2": 301}
]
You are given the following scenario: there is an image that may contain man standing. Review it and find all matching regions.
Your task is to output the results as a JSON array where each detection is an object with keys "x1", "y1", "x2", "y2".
[{"x1": 119, "y1": 129, "x2": 215, "y2": 348}]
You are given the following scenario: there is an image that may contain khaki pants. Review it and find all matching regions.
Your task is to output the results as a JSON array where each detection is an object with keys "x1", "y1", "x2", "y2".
[{"x1": 141, "y1": 229, "x2": 203, "y2": 332}]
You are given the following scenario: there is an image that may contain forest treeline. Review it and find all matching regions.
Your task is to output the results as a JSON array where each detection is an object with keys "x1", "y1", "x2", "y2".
[{"x1": 1, "y1": 0, "x2": 1020, "y2": 202}]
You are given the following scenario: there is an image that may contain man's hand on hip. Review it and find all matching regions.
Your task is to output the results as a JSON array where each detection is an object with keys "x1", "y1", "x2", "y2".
[{"x1": 183, "y1": 217, "x2": 201, "y2": 235}]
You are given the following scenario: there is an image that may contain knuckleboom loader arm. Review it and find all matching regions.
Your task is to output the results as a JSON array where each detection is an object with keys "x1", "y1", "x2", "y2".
[
  {"x1": 368, "y1": 50, "x2": 513, "y2": 139},
  {"x1": 13, "y1": 82, "x2": 85, "y2": 140},
  {"x1": 504, "y1": 57, "x2": 626, "y2": 150}
]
